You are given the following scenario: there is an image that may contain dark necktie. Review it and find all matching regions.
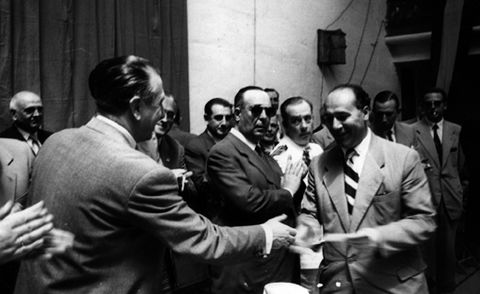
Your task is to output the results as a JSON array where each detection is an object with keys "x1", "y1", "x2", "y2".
[
  {"x1": 432, "y1": 124, "x2": 442, "y2": 163},
  {"x1": 302, "y1": 146, "x2": 311, "y2": 166},
  {"x1": 386, "y1": 130, "x2": 394, "y2": 142},
  {"x1": 255, "y1": 145, "x2": 265, "y2": 157},
  {"x1": 344, "y1": 149, "x2": 358, "y2": 215}
]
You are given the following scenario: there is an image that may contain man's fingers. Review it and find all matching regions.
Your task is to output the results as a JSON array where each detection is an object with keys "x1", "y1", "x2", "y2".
[
  {"x1": 7, "y1": 202, "x2": 47, "y2": 228},
  {"x1": 268, "y1": 214, "x2": 287, "y2": 223},
  {"x1": 14, "y1": 214, "x2": 53, "y2": 237},
  {"x1": 17, "y1": 222, "x2": 53, "y2": 247},
  {"x1": 289, "y1": 245, "x2": 315, "y2": 255},
  {"x1": 0, "y1": 201, "x2": 14, "y2": 219},
  {"x1": 14, "y1": 238, "x2": 44, "y2": 258}
]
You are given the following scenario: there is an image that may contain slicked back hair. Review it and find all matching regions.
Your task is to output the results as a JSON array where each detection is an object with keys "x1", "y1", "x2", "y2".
[
  {"x1": 329, "y1": 83, "x2": 370, "y2": 110},
  {"x1": 234, "y1": 86, "x2": 264, "y2": 109},
  {"x1": 373, "y1": 90, "x2": 400, "y2": 110},
  {"x1": 280, "y1": 96, "x2": 313, "y2": 128},
  {"x1": 89, "y1": 55, "x2": 162, "y2": 115},
  {"x1": 204, "y1": 98, "x2": 232, "y2": 117}
]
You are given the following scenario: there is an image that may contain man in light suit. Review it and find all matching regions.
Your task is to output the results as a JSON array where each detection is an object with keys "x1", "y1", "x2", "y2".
[
  {"x1": 412, "y1": 88, "x2": 468, "y2": 294},
  {"x1": 370, "y1": 90, "x2": 416, "y2": 147},
  {"x1": 14, "y1": 56, "x2": 297, "y2": 294},
  {"x1": 298, "y1": 84, "x2": 436, "y2": 293},
  {"x1": 207, "y1": 86, "x2": 307, "y2": 294},
  {"x1": 0, "y1": 91, "x2": 53, "y2": 155}
]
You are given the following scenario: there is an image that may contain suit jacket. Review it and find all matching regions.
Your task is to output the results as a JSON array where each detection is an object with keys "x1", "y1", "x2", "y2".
[
  {"x1": 311, "y1": 127, "x2": 335, "y2": 150},
  {"x1": 207, "y1": 133, "x2": 299, "y2": 294},
  {"x1": 14, "y1": 117, "x2": 267, "y2": 294},
  {"x1": 185, "y1": 130, "x2": 217, "y2": 217},
  {"x1": 412, "y1": 119, "x2": 467, "y2": 220},
  {"x1": 0, "y1": 139, "x2": 33, "y2": 205},
  {"x1": 0, "y1": 125, "x2": 52, "y2": 144},
  {"x1": 168, "y1": 124, "x2": 196, "y2": 147},
  {"x1": 0, "y1": 139, "x2": 34, "y2": 294},
  {"x1": 393, "y1": 121, "x2": 416, "y2": 147},
  {"x1": 299, "y1": 134, "x2": 436, "y2": 293}
]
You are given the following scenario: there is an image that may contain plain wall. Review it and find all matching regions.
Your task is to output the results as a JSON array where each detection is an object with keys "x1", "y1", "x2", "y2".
[{"x1": 188, "y1": 0, "x2": 400, "y2": 134}]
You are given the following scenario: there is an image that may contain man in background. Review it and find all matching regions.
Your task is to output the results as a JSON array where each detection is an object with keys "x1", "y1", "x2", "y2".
[
  {"x1": 0, "y1": 91, "x2": 53, "y2": 155},
  {"x1": 185, "y1": 97, "x2": 233, "y2": 218},
  {"x1": 370, "y1": 90, "x2": 416, "y2": 147},
  {"x1": 259, "y1": 114, "x2": 280, "y2": 154},
  {"x1": 270, "y1": 96, "x2": 323, "y2": 293},
  {"x1": 412, "y1": 88, "x2": 468, "y2": 294}
]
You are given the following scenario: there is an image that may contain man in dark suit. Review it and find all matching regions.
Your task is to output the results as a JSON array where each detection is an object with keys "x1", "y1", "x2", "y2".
[
  {"x1": 370, "y1": 90, "x2": 416, "y2": 147},
  {"x1": 13, "y1": 56, "x2": 297, "y2": 294},
  {"x1": 207, "y1": 86, "x2": 307, "y2": 294},
  {"x1": 185, "y1": 97, "x2": 233, "y2": 218},
  {"x1": 412, "y1": 88, "x2": 468, "y2": 294},
  {"x1": 0, "y1": 91, "x2": 53, "y2": 155},
  {"x1": 297, "y1": 84, "x2": 436, "y2": 293}
]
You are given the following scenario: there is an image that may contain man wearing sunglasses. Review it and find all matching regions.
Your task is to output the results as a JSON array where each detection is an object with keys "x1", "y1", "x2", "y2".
[
  {"x1": 207, "y1": 86, "x2": 307, "y2": 294},
  {"x1": 412, "y1": 88, "x2": 468, "y2": 294},
  {"x1": 185, "y1": 97, "x2": 233, "y2": 219},
  {"x1": 270, "y1": 96, "x2": 323, "y2": 293}
]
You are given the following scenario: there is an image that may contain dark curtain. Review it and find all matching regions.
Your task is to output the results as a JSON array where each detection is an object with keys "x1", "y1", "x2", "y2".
[{"x1": 0, "y1": 0, "x2": 189, "y2": 132}]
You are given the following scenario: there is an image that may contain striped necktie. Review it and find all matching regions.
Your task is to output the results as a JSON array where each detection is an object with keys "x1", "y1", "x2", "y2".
[
  {"x1": 302, "y1": 146, "x2": 311, "y2": 166},
  {"x1": 344, "y1": 149, "x2": 358, "y2": 215}
]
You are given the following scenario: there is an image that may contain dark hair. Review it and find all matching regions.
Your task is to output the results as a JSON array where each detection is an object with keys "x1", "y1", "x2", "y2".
[
  {"x1": 264, "y1": 88, "x2": 279, "y2": 97},
  {"x1": 234, "y1": 86, "x2": 264, "y2": 108},
  {"x1": 204, "y1": 98, "x2": 232, "y2": 117},
  {"x1": 89, "y1": 55, "x2": 161, "y2": 115},
  {"x1": 280, "y1": 96, "x2": 313, "y2": 127},
  {"x1": 329, "y1": 83, "x2": 370, "y2": 109},
  {"x1": 423, "y1": 87, "x2": 447, "y2": 102},
  {"x1": 373, "y1": 90, "x2": 400, "y2": 110}
]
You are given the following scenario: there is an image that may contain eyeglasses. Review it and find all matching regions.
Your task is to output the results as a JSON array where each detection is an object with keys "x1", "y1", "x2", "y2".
[
  {"x1": 162, "y1": 110, "x2": 176, "y2": 120},
  {"x1": 249, "y1": 105, "x2": 276, "y2": 118},
  {"x1": 212, "y1": 114, "x2": 233, "y2": 122},
  {"x1": 288, "y1": 115, "x2": 312, "y2": 126}
]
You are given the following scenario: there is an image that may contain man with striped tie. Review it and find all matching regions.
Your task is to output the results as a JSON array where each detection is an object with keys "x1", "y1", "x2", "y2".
[{"x1": 297, "y1": 84, "x2": 436, "y2": 293}]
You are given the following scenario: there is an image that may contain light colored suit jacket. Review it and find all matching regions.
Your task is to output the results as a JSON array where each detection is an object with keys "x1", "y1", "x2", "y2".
[
  {"x1": 300, "y1": 134, "x2": 436, "y2": 293},
  {"x1": 412, "y1": 118, "x2": 467, "y2": 220},
  {"x1": 14, "y1": 117, "x2": 266, "y2": 294},
  {"x1": 0, "y1": 139, "x2": 34, "y2": 206}
]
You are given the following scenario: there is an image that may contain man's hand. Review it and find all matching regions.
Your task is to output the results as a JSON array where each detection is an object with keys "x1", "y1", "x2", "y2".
[
  {"x1": 0, "y1": 201, "x2": 53, "y2": 264},
  {"x1": 171, "y1": 169, "x2": 193, "y2": 192},
  {"x1": 346, "y1": 228, "x2": 380, "y2": 251},
  {"x1": 281, "y1": 156, "x2": 307, "y2": 194},
  {"x1": 263, "y1": 214, "x2": 296, "y2": 249},
  {"x1": 37, "y1": 229, "x2": 75, "y2": 259}
]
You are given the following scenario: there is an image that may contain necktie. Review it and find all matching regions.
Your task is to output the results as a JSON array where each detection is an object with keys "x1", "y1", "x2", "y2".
[
  {"x1": 255, "y1": 145, "x2": 265, "y2": 157},
  {"x1": 302, "y1": 146, "x2": 311, "y2": 166},
  {"x1": 344, "y1": 149, "x2": 358, "y2": 215},
  {"x1": 28, "y1": 135, "x2": 40, "y2": 155},
  {"x1": 432, "y1": 124, "x2": 442, "y2": 163},
  {"x1": 386, "y1": 130, "x2": 394, "y2": 142}
]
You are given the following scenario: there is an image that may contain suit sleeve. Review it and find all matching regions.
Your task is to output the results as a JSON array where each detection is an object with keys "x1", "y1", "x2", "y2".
[
  {"x1": 126, "y1": 167, "x2": 266, "y2": 264},
  {"x1": 207, "y1": 146, "x2": 294, "y2": 221},
  {"x1": 375, "y1": 148, "x2": 436, "y2": 256},
  {"x1": 185, "y1": 140, "x2": 207, "y2": 189}
]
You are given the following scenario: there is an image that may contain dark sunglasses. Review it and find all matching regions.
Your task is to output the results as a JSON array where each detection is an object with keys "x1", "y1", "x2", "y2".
[
  {"x1": 212, "y1": 114, "x2": 233, "y2": 122},
  {"x1": 162, "y1": 110, "x2": 176, "y2": 120},
  {"x1": 289, "y1": 115, "x2": 312, "y2": 126},
  {"x1": 249, "y1": 105, "x2": 276, "y2": 118}
]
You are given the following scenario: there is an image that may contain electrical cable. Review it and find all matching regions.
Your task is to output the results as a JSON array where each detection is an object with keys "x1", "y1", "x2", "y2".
[
  {"x1": 359, "y1": 20, "x2": 385, "y2": 85},
  {"x1": 347, "y1": 0, "x2": 372, "y2": 83}
]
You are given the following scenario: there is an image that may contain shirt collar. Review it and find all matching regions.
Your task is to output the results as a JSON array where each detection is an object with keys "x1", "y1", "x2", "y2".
[
  {"x1": 96, "y1": 115, "x2": 136, "y2": 148},
  {"x1": 231, "y1": 128, "x2": 256, "y2": 151},
  {"x1": 16, "y1": 126, "x2": 37, "y2": 141},
  {"x1": 425, "y1": 118, "x2": 444, "y2": 128}
]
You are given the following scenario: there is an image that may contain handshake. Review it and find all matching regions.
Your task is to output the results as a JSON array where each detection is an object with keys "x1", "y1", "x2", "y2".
[{"x1": 0, "y1": 201, "x2": 74, "y2": 264}]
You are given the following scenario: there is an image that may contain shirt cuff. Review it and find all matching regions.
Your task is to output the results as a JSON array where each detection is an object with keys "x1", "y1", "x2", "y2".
[
  {"x1": 260, "y1": 224, "x2": 273, "y2": 255},
  {"x1": 284, "y1": 188, "x2": 294, "y2": 197}
]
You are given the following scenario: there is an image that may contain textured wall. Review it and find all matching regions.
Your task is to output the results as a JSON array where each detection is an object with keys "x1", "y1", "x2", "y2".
[{"x1": 188, "y1": 0, "x2": 400, "y2": 134}]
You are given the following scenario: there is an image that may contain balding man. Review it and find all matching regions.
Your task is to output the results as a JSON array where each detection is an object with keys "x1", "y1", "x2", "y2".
[{"x1": 0, "y1": 91, "x2": 53, "y2": 155}]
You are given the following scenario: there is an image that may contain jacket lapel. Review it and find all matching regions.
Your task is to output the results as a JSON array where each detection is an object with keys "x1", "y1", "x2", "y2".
[
  {"x1": 441, "y1": 122, "x2": 456, "y2": 168},
  {"x1": 415, "y1": 121, "x2": 441, "y2": 168},
  {"x1": 228, "y1": 134, "x2": 280, "y2": 186},
  {"x1": 349, "y1": 137, "x2": 384, "y2": 232},
  {"x1": 322, "y1": 147, "x2": 349, "y2": 232}
]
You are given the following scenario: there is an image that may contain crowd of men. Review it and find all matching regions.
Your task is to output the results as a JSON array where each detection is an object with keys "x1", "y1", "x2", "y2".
[{"x1": 0, "y1": 55, "x2": 470, "y2": 294}]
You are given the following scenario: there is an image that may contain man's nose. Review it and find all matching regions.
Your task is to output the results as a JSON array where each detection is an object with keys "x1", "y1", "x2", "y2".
[{"x1": 332, "y1": 118, "x2": 342, "y2": 129}]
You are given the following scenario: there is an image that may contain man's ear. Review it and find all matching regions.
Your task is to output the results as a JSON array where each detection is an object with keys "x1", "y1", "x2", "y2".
[
  {"x1": 362, "y1": 106, "x2": 370, "y2": 121},
  {"x1": 234, "y1": 107, "x2": 241, "y2": 122},
  {"x1": 10, "y1": 109, "x2": 18, "y2": 121},
  {"x1": 129, "y1": 96, "x2": 142, "y2": 120}
]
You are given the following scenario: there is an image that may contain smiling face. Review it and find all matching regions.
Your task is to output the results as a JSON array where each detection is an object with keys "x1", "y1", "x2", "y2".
[
  {"x1": 236, "y1": 89, "x2": 274, "y2": 144},
  {"x1": 322, "y1": 87, "x2": 369, "y2": 149},
  {"x1": 154, "y1": 95, "x2": 176, "y2": 136},
  {"x1": 284, "y1": 101, "x2": 313, "y2": 147}
]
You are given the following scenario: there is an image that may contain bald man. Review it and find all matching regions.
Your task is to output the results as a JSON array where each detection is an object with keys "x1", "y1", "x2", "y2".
[{"x1": 0, "y1": 91, "x2": 53, "y2": 155}]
